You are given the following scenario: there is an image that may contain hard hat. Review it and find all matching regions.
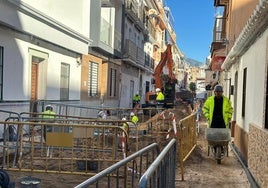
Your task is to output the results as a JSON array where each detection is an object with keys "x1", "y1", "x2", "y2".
[
  {"x1": 156, "y1": 88, "x2": 161, "y2": 92},
  {"x1": 214, "y1": 85, "x2": 223, "y2": 92},
  {"x1": 130, "y1": 112, "x2": 135, "y2": 116},
  {"x1": 97, "y1": 110, "x2": 105, "y2": 117},
  {"x1": 45, "y1": 105, "x2": 53, "y2": 111},
  {"x1": 122, "y1": 117, "x2": 126, "y2": 121}
]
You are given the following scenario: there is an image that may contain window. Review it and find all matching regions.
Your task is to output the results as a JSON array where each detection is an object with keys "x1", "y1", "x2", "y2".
[
  {"x1": 60, "y1": 63, "x2": 70, "y2": 100},
  {"x1": 109, "y1": 68, "x2": 116, "y2": 97},
  {"x1": 0, "y1": 46, "x2": 3, "y2": 100},
  {"x1": 242, "y1": 68, "x2": 247, "y2": 117},
  {"x1": 145, "y1": 53, "x2": 150, "y2": 66},
  {"x1": 88, "y1": 61, "x2": 98, "y2": 97},
  {"x1": 145, "y1": 81, "x2": 150, "y2": 93}
]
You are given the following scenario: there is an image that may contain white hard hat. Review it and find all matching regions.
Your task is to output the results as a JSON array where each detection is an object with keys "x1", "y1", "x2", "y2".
[
  {"x1": 130, "y1": 112, "x2": 135, "y2": 116},
  {"x1": 156, "y1": 88, "x2": 161, "y2": 92},
  {"x1": 97, "y1": 110, "x2": 105, "y2": 117},
  {"x1": 122, "y1": 117, "x2": 126, "y2": 121},
  {"x1": 45, "y1": 105, "x2": 53, "y2": 110}
]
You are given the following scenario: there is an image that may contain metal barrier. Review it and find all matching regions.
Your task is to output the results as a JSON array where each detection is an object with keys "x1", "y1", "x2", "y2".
[
  {"x1": 138, "y1": 138, "x2": 177, "y2": 188},
  {"x1": 0, "y1": 119, "x2": 133, "y2": 175},
  {"x1": 178, "y1": 113, "x2": 197, "y2": 180},
  {"x1": 74, "y1": 143, "x2": 160, "y2": 188},
  {"x1": 37, "y1": 101, "x2": 158, "y2": 122},
  {"x1": 0, "y1": 110, "x2": 22, "y2": 168},
  {"x1": 1, "y1": 107, "x2": 197, "y2": 186}
]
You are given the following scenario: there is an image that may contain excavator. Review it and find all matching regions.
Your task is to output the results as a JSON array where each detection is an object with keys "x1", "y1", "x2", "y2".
[{"x1": 142, "y1": 44, "x2": 177, "y2": 112}]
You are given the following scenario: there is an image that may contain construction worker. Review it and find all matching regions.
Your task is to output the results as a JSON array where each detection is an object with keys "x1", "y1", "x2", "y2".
[
  {"x1": 41, "y1": 105, "x2": 56, "y2": 140},
  {"x1": 130, "y1": 112, "x2": 139, "y2": 124},
  {"x1": 202, "y1": 85, "x2": 233, "y2": 129},
  {"x1": 42, "y1": 105, "x2": 56, "y2": 119},
  {"x1": 121, "y1": 117, "x2": 128, "y2": 132},
  {"x1": 202, "y1": 85, "x2": 233, "y2": 154},
  {"x1": 120, "y1": 117, "x2": 130, "y2": 152},
  {"x1": 97, "y1": 110, "x2": 107, "y2": 119},
  {"x1": 132, "y1": 93, "x2": 141, "y2": 108},
  {"x1": 156, "y1": 88, "x2": 165, "y2": 112}
]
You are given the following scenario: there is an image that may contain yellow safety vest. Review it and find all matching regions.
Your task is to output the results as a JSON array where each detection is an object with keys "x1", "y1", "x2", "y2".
[
  {"x1": 131, "y1": 115, "x2": 139, "y2": 124},
  {"x1": 42, "y1": 110, "x2": 56, "y2": 119},
  {"x1": 202, "y1": 96, "x2": 233, "y2": 128},
  {"x1": 133, "y1": 95, "x2": 141, "y2": 102},
  {"x1": 156, "y1": 92, "x2": 165, "y2": 101}
]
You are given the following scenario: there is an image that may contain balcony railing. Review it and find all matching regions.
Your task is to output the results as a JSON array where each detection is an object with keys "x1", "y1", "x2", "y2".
[
  {"x1": 124, "y1": 39, "x2": 146, "y2": 66},
  {"x1": 125, "y1": 0, "x2": 146, "y2": 31},
  {"x1": 126, "y1": 0, "x2": 139, "y2": 17},
  {"x1": 100, "y1": 17, "x2": 112, "y2": 46},
  {"x1": 212, "y1": 17, "x2": 226, "y2": 42},
  {"x1": 145, "y1": 53, "x2": 155, "y2": 69},
  {"x1": 114, "y1": 30, "x2": 121, "y2": 52}
]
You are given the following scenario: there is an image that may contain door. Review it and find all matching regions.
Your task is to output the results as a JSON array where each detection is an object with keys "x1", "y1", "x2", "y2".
[
  {"x1": 30, "y1": 62, "x2": 38, "y2": 113},
  {"x1": 29, "y1": 49, "x2": 48, "y2": 113},
  {"x1": 31, "y1": 62, "x2": 38, "y2": 101}
]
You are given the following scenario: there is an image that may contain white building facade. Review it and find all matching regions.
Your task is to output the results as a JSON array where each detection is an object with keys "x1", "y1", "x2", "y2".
[{"x1": 0, "y1": 0, "x2": 91, "y2": 112}]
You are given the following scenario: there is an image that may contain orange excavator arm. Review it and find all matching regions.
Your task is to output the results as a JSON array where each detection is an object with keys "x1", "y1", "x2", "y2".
[{"x1": 153, "y1": 44, "x2": 176, "y2": 89}]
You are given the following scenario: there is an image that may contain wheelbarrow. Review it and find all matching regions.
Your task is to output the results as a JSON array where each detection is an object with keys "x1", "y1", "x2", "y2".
[{"x1": 205, "y1": 128, "x2": 231, "y2": 164}]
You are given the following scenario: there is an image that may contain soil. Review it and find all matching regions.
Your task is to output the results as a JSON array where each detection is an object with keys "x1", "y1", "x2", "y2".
[
  {"x1": 5, "y1": 105, "x2": 251, "y2": 188},
  {"x1": 175, "y1": 122, "x2": 251, "y2": 188}
]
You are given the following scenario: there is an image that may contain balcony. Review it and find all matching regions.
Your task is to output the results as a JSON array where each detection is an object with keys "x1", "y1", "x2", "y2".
[
  {"x1": 124, "y1": 39, "x2": 145, "y2": 66},
  {"x1": 210, "y1": 16, "x2": 227, "y2": 54},
  {"x1": 214, "y1": 0, "x2": 229, "y2": 7},
  {"x1": 212, "y1": 17, "x2": 226, "y2": 42},
  {"x1": 125, "y1": 0, "x2": 146, "y2": 32},
  {"x1": 145, "y1": 53, "x2": 155, "y2": 70}
]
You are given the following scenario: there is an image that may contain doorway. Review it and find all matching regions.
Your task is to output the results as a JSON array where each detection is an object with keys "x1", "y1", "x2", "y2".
[{"x1": 29, "y1": 49, "x2": 48, "y2": 113}]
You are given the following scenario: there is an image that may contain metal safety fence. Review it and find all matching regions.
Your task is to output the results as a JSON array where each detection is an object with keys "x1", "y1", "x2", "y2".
[
  {"x1": 74, "y1": 143, "x2": 160, "y2": 188},
  {"x1": 74, "y1": 111, "x2": 197, "y2": 187},
  {"x1": 0, "y1": 107, "x2": 197, "y2": 186},
  {"x1": 178, "y1": 113, "x2": 197, "y2": 180},
  {"x1": 0, "y1": 118, "x2": 136, "y2": 175},
  {"x1": 138, "y1": 138, "x2": 177, "y2": 188}
]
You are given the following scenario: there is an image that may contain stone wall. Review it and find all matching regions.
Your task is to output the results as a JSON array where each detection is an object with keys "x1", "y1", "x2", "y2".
[{"x1": 248, "y1": 123, "x2": 268, "y2": 187}]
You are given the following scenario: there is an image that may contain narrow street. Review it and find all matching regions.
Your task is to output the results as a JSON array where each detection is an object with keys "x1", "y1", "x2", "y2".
[{"x1": 175, "y1": 122, "x2": 251, "y2": 188}]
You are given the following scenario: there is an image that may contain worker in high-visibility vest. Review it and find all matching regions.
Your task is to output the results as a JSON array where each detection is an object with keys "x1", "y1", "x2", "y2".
[
  {"x1": 133, "y1": 93, "x2": 141, "y2": 108},
  {"x1": 41, "y1": 105, "x2": 56, "y2": 140},
  {"x1": 202, "y1": 85, "x2": 233, "y2": 128},
  {"x1": 156, "y1": 88, "x2": 165, "y2": 113},
  {"x1": 130, "y1": 112, "x2": 139, "y2": 125}
]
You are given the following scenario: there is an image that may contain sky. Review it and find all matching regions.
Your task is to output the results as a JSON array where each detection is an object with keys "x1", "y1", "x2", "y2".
[{"x1": 165, "y1": 0, "x2": 216, "y2": 63}]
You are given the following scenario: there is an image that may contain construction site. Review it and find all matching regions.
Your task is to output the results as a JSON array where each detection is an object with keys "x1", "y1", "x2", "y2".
[{"x1": 0, "y1": 101, "x2": 251, "y2": 188}]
